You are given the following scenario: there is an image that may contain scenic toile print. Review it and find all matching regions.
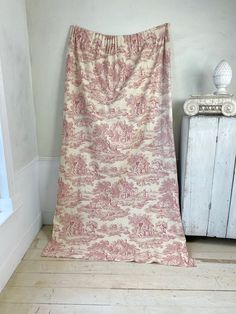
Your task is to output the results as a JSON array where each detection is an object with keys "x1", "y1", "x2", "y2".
[{"x1": 42, "y1": 23, "x2": 194, "y2": 266}]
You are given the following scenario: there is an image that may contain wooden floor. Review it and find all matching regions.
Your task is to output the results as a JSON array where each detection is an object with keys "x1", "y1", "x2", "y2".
[{"x1": 1, "y1": 226, "x2": 236, "y2": 314}]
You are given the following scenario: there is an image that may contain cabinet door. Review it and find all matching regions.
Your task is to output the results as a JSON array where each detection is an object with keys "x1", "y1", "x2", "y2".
[
  {"x1": 208, "y1": 117, "x2": 236, "y2": 238},
  {"x1": 181, "y1": 116, "x2": 218, "y2": 236}
]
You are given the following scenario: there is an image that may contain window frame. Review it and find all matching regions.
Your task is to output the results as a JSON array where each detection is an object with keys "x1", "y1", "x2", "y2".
[{"x1": 0, "y1": 57, "x2": 15, "y2": 224}]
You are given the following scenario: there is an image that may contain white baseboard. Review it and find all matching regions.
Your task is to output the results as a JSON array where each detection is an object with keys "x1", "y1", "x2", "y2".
[
  {"x1": 0, "y1": 157, "x2": 41, "y2": 292},
  {"x1": 39, "y1": 157, "x2": 59, "y2": 224}
]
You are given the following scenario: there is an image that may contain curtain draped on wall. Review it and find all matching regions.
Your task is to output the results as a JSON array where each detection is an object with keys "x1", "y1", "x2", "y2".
[{"x1": 43, "y1": 23, "x2": 194, "y2": 266}]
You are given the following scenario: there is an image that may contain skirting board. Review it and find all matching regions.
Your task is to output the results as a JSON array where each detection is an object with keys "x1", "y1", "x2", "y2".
[
  {"x1": 0, "y1": 158, "x2": 41, "y2": 292},
  {"x1": 39, "y1": 157, "x2": 59, "y2": 224}
]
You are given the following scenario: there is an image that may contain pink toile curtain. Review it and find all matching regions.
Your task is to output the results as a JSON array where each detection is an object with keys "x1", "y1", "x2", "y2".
[{"x1": 42, "y1": 23, "x2": 194, "y2": 266}]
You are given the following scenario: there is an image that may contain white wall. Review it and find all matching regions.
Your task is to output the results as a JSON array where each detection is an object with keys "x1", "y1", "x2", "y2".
[
  {"x1": 26, "y1": 0, "x2": 236, "y2": 158},
  {"x1": 0, "y1": 0, "x2": 41, "y2": 291}
]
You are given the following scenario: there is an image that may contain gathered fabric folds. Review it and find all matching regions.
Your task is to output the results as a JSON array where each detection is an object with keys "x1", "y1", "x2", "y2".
[{"x1": 42, "y1": 23, "x2": 194, "y2": 266}]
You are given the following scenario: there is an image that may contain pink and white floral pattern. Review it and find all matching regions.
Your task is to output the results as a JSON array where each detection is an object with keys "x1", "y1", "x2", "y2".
[{"x1": 42, "y1": 23, "x2": 194, "y2": 266}]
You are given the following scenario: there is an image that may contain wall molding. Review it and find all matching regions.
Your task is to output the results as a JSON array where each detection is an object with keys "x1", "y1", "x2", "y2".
[
  {"x1": 39, "y1": 156, "x2": 59, "y2": 162},
  {"x1": 14, "y1": 156, "x2": 39, "y2": 178}
]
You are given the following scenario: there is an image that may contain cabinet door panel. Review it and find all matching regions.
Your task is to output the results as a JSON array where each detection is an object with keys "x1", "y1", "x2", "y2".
[
  {"x1": 181, "y1": 116, "x2": 218, "y2": 236},
  {"x1": 208, "y1": 117, "x2": 236, "y2": 237}
]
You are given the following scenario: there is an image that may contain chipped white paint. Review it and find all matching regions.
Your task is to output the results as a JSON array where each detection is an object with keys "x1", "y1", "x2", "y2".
[
  {"x1": 181, "y1": 115, "x2": 236, "y2": 239},
  {"x1": 181, "y1": 116, "x2": 218, "y2": 236},
  {"x1": 207, "y1": 117, "x2": 236, "y2": 237}
]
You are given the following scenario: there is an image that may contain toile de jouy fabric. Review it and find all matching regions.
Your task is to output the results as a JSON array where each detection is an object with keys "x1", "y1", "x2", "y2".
[{"x1": 42, "y1": 23, "x2": 194, "y2": 266}]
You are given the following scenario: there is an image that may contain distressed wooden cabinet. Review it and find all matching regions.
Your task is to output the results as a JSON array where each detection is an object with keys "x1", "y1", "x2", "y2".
[{"x1": 181, "y1": 115, "x2": 236, "y2": 238}]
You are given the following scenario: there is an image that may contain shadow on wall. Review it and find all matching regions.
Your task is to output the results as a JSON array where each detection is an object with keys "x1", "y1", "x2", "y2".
[
  {"x1": 172, "y1": 100, "x2": 184, "y2": 159},
  {"x1": 52, "y1": 29, "x2": 72, "y2": 156},
  {"x1": 173, "y1": 61, "x2": 214, "y2": 158},
  {"x1": 196, "y1": 66, "x2": 213, "y2": 93}
]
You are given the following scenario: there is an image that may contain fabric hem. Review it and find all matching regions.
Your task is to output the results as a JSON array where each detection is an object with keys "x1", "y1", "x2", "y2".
[{"x1": 42, "y1": 240, "x2": 195, "y2": 267}]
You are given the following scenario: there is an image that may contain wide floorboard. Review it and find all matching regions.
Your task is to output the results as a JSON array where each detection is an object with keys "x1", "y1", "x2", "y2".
[{"x1": 0, "y1": 225, "x2": 236, "y2": 314}]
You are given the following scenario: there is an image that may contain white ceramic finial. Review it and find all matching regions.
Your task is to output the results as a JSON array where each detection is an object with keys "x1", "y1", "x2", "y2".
[{"x1": 213, "y1": 60, "x2": 232, "y2": 95}]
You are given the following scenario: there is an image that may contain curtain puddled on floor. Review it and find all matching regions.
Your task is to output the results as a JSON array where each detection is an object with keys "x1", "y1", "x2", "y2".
[{"x1": 42, "y1": 23, "x2": 194, "y2": 266}]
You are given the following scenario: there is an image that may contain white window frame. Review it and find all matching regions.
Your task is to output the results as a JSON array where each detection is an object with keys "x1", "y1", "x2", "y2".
[{"x1": 0, "y1": 57, "x2": 15, "y2": 224}]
